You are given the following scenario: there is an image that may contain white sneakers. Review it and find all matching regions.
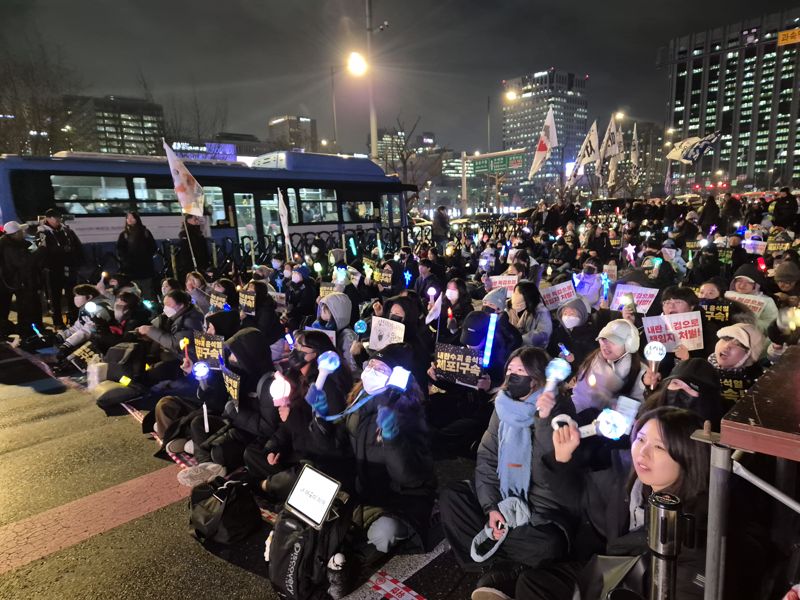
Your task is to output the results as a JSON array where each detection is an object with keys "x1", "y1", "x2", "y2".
[{"x1": 177, "y1": 462, "x2": 226, "y2": 487}]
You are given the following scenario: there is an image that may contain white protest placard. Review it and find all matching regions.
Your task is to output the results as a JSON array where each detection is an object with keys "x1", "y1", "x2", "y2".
[
  {"x1": 642, "y1": 311, "x2": 704, "y2": 352},
  {"x1": 724, "y1": 291, "x2": 767, "y2": 317},
  {"x1": 603, "y1": 263, "x2": 618, "y2": 282},
  {"x1": 540, "y1": 280, "x2": 578, "y2": 310},
  {"x1": 489, "y1": 275, "x2": 518, "y2": 292},
  {"x1": 610, "y1": 284, "x2": 659, "y2": 314},
  {"x1": 743, "y1": 240, "x2": 767, "y2": 255},
  {"x1": 369, "y1": 316, "x2": 405, "y2": 351}
]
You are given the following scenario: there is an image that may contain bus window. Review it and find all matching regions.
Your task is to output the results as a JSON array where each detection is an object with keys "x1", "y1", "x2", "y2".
[
  {"x1": 259, "y1": 193, "x2": 281, "y2": 238},
  {"x1": 132, "y1": 177, "x2": 181, "y2": 214},
  {"x1": 234, "y1": 193, "x2": 256, "y2": 240},
  {"x1": 340, "y1": 189, "x2": 380, "y2": 223},
  {"x1": 297, "y1": 188, "x2": 338, "y2": 223},
  {"x1": 381, "y1": 193, "x2": 404, "y2": 227},
  {"x1": 50, "y1": 174, "x2": 130, "y2": 214}
]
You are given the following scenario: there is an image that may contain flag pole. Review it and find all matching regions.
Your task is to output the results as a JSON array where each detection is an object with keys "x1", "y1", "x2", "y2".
[{"x1": 182, "y1": 215, "x2": 198, "y2": 271}]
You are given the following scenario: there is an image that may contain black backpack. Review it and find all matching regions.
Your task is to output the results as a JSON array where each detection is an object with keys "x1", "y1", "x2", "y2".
[
  {"x1": 104, "y1": 342, "x2": 147, "y2": 381},
  {"x1": 189, "y1": 477, "x2": 261, "y2": 544},
  {"x1": 268, "y1": 495, "x2": 352, "y2": 599}
]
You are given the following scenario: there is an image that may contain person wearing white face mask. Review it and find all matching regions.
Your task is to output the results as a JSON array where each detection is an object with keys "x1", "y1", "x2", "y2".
[
  {"x1": 285, "y1": 264, "x2": 317, "y2": 329},
  {"x1": 431, "y1": 278, "x2": 473, "y2": 345},
  {"x1": 547, "y1": 296, "x2": 598, "y2": 368},
  {"x1": 307, "y1": 342, "x2": 437, "y2": 557},
  {"x1": 54, "y1": 284, "x2": 113, "y2": 360}
]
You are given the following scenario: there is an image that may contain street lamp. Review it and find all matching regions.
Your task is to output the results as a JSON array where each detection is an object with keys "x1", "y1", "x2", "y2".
[
  {"x1": 505, "y1": 90, "x2": 518, "y2": 102},
  {"x1": 320, "y1": 139, "x2": 329, "y2": 147},
  {"x1": 347, "y1": 52, "x2": 368, "y2": 76},
  {"x1": 615, "y1": 111, "x2": 625, "y2": 121},
  {"x1": 667, "y1": 127, "x2": 675, "y2": 135}
]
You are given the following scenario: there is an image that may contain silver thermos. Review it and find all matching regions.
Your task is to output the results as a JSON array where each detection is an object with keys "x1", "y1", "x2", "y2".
[{"x1": 647, "y1": 492, "x2": 695, "y2": 600}]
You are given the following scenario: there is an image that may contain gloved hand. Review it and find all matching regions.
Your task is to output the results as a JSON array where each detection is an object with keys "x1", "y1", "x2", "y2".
[
  {"x1": 376, "y1": 406, "x2": 399, "y2": 441},
  {"x1": 305, "y1": 385, "x2": 329, "y2": 417}
]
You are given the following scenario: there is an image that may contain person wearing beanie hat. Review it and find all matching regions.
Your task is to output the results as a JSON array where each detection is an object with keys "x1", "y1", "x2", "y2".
[
  {"x1": 728, "y1": 263, "x2": 779, "y2": 333},
  {"x1": 773, "y1": 261, "x2": 800, "y2": 308},
  {"x1": 2, "y1": 221, "x2": 22, "y2": 235},
  {"x1": 0, "y1": 219, "x2": 44, "y2": 335},
  {"x1": 547, "y1": 297, "x2": 598, "y2": 368},
  {"x1": 570, "y1": 318, "x2": 646, "y2": 413},
  {"x1": 482, "y1": 286, "x2": 508, "y2": 312},
  {"x1": 708, "y1": 322, "x2": 765, "y2": 406}
]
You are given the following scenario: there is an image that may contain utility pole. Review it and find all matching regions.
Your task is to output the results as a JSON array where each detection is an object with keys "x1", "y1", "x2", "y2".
[{"x1": 365, "y1": 0, "x2": 378, "y2": 160}]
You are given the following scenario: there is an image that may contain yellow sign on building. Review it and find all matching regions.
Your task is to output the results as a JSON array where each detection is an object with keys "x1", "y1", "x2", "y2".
[{"x1": 778, "y1": 28, "x2": 800, "y2": 47}]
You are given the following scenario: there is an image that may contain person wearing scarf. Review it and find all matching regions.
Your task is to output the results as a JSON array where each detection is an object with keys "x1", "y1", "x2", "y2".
[
  {"x1": 707, "y1": 322, "x2": 765, "y2": 407},
  {"x1": 440, "y1": 348, "x2": 579, "y2": 598}
]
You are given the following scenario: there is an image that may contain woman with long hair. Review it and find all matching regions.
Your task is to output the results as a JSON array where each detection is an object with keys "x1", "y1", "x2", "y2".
[
  {"x1": 508, "y1": 280, "x2": 552, "y2": 348},
  {"x1": 116, "y1": 211, "x2": 158, "y2": 298}
]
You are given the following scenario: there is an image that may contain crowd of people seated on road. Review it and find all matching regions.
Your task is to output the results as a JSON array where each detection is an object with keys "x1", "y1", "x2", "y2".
[{"x1": 3, "y1": 191, "x2": 800, "y2": 599}]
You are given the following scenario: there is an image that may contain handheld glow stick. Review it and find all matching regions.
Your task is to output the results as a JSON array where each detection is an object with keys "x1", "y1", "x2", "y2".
[
  {"x1": 315, "y1": 351, "x2": 341, "y2": 390},
  {"x1": 192, "y1": 361, "x2": 210, "y2": 387},
  {"x1": 376, "y1": 235, "x2": 384, "y2": 259},
  {"x1": 354, "y1": 320, "x2": 368, "y2": 335},
  {"x1": 404, "y1": 270, "x2": 412, "y2": 287},
  {"x1": 313, "y1": 262, "x2": 323, "y2": 274},
  {"x1": 222, "y1": 303, "x2": 232, "y2": 312},
  {"x1": 551, "y1": 408, "x2": 630, "y2": 441},
  {"x1": 85, "y1": 301, "x2": 98, "y2": 314},
  {"x1": 620, "y1": 292, "x2": 636, "y2": 313},
  {"x1": 203, "y1": 402, "x2": 209, "y2": 433},
  {"x1": 643, "y1": 341, "x2": 667, "y2": 390},
  {"x1": 180, "y1": 337, "x2": 190, "y2": 360},
  {"x1": 387, "y1": 366, "x2": 411, "y2": 390},
  {"x1": 31, "y1": 324, "x2": 45, "y2": 340},
  {"x1": 101, "y1": 271, "x2": 109, "y2": 279},
  {"x1": 284, "y1": 332, "x2": 295, "y2": 350},
  {"x1": 427, "y1": 286, "x2": 437, "y2": 304},
  {"x1": 481, "y1": 313, "x2": 498, "y2": 368},
  {"x1": 270, "y1": 371, "x2": 292, "y2": 402},
  {"x1": 601, "y1": 273, "x2": 610, "y2": 301},
  {"x1": 544, "y1": 358, "x2": 571, "y2": 394},
  {"x1": 348, "y1": 237, "x2": 357, "y2": 256},
  {"x1": 557, "y1": 343, "x2": 572, "y2": 359}
]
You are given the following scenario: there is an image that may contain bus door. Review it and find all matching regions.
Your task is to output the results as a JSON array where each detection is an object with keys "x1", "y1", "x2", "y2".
[{"x1": 231, "y1": 190, "x2": 281, "y2": 262}]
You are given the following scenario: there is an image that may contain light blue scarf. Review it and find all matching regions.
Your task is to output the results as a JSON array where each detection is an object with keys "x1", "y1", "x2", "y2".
[{"x1": 494, "y1": 389, "x2": 540, "y2": 500}]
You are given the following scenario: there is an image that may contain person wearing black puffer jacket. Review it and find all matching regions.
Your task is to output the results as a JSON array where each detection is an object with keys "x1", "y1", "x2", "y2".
[
  {"x1": 240, "y1": 279, "x2": 283, "y2": 346},
  {"x1": 547, "y1": 297, "x2": 598, "y2": 368},
  {"x1": 308, "y1": 343, "x2": 437, "y2": 559}
]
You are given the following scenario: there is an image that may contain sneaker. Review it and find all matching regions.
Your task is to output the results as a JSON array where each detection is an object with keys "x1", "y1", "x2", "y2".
[
  {"x1": 184, "y1": 440, "x2": 195, "y2": 455},
  {"x1": 471, "y1": 588, "x2": 512, "y2": 600},
  {"x1": 177, "y1": 462, "x2": 226, "y2": 487},
  {"x1": 165, "y1": 438, "x2": 187, "y2": 454}
]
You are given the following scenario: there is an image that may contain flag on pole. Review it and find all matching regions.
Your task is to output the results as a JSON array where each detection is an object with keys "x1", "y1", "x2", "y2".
[
  {"x1": 163, "y1": 140, "x2": 204, "y2": 216},
  {"x1": 277, "y1": 188, "x2": 292, "y2": 260},
  {"x1": 567, "y1": 120, "x2": 599, "y2": 187},
  {"x1": 528, "y1": 106, "x2": 558, "y2": 179},
  {"x1": 607, "y1": 119, "x2": 624, "y2": 188},
  {"x1": 666, "y1": 132, "x2": 720, "y2": 164},
  {"x1": 630, "y1": 122, "x2": 640, "y2": 183},
  {"x1": 664, "y1": 162, "x2": 672, "y2": 195},
  {"x1": 597, "y1": 115, "x2": 621, "y2": 170}
]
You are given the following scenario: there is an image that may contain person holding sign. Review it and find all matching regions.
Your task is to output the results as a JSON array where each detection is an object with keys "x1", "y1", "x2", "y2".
[
  {"x1": 430, "y1": 278, "x2": 474, "y2": 345},
  {"x1": 440, "y1": 347, "x2": 576, "y2": 594},
  {"x1": 309, "y1": 343, "x2": 437, "y2": 557},
  {"x1": 208, "y1": 278, "x2": 239, "y2": 314},
  {"x1": 55, "y1": 284, "x2": 114, "y2": 362},
  {"x1": 184, "y1": 271, "x2": 211, "y2": 315},
  {"x1": 508, "y1": 281, "x2": 552, "y2": 348},
  {"x1": 311, "y1": 292, "x2": 359, "y2": 376},
  {"x1": 239, "y1": 280, "x2": 284, "y2": 348},
  {"x1": 286, "y1": 265, "x2": 317, "y2": 330},
  {"x1": 728, "y1": 263, "x2": 778, "y2": 333},
  {"x1": 708, "y1": 323, "x2": 765, "y2": 407}
]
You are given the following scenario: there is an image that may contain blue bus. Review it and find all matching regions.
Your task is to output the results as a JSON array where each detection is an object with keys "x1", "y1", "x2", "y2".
[{"x1": 0, "y1": 151, "x2": 415, "y2": 271}]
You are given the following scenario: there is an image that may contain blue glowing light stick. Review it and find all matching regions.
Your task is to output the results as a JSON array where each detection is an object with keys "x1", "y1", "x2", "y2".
[
  {"x1": 348, "y1": 237, "x2": 357, "y2": 256},
  {"x1": 601, "y1": 273, "x2": 610, "y2": 301},
  {"x1": 142, "y1": 299, "x2": 154, "y2": 311},
  {"x1": 404, "y1": 270, "x2": 412, "y2": 288},
  {"x1": 377, "y1": 237, "x2": 384, "y2": 259},
  {"x1": 223, "y1": 303, "x2": 232, "y2": 312},
  {"x1": 284, "y1": 332, "x2": 295, "y2": 349},
  {"x1": 482, "y1": 313, "x2": 498, "y2": 368},
  {"x1": 544, "y1": 358, "x2": 571, "y2": 394},
  {"x1": 315, "y1": 351, "x2": 341, "y2": 390},
  {"x1": 354, "y1": 320, "x2": 368, "y2": 335},
  {"x1": 31, "y1": 324, "x2": 44, "y2": 339},
  {"x1": 192, "y1": 361, "x2": 210, "y2": 381}
]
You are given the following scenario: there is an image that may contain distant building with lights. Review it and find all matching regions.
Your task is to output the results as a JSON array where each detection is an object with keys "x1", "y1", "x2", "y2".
[
  {"x1": 611, "y1": 121, "x2": 666, "y2": 196},
  {"x1": 63, "y1": 95, "x2": 165, "y2": 155},
  {"x1": 501, "y1": 68, "x2": 589, "y2": 203},
  {"x1": 663, "y1": 8, "x2": 800, "y2": 189},
  {"x1": 268, "y1": 115, "x2": 318, "y2": 152}
]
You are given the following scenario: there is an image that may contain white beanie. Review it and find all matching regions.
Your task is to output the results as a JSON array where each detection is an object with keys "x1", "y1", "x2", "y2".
[{"x1": 3, "y1": 221, "x2": 21, "y2": 234}]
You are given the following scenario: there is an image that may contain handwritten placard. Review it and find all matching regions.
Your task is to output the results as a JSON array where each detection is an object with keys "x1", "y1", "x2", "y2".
[
  {"x1": 434, "y1": 343, "x2": 482, "y2": 387},
  {"x1": 222, "y1": 365, "x2": 241, "y2": 406},
  {"x1": 239, "y1": 290, "x2": 256, "y2": 316},
  {"x1": 610, "y1": 283, "x2": 660, "y2": 314},
  {"x1": 369, "y1": 316, "x2": 405, "y2": 351},
  {"x1": 193, "y1": 331, "x2": 224, "y2": 366},
  {"x1": 643, "y1": 311, "x2": 704, "y2": 352},
  {"x1": 540, "y1": 280, "x2": 578, "y2": 310},
  {"x1": 724, "y1": 291, "x2": 767, "y2": 316},
  {"x1": 489, "y1": 275, "x2": 519, "y2": 292}
]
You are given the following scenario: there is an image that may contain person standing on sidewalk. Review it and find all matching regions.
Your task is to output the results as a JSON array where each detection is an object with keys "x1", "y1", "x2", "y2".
[{"x1": 37, "y1": 208, "x2": 83, "y2": 327}]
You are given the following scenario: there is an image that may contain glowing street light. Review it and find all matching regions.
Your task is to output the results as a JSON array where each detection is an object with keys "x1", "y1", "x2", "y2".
[
  {"x1": 347, "y1": 51, "x2": 368, "y2": 76},
  {"x1": 615, "y1": 111, "x2": 625, "y2": 120},
  {"x1": 667, "y1": 127, "x2": 675, "y2": 134},
  {"x1": 505, "y1": 90, "x2": 518, "y2": 102},
  {"x1": 320, "y1": 139, "x2": 329, "y2": 147}
]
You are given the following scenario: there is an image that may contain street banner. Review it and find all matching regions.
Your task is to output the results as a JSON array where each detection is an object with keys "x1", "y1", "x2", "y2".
[
  {"x1": 643, "y1": 311, "x2": 704, "y2": 352},
  {"x1": 319, "y1": 282, "x2": 335, "y2": 298},
  {"x1": 163, "y1": 140, "x2": 204, "y2": 216},
  {"x1": 369, "y1": 316, "x2": 405, "y2": 351},
  {"x1": 489, "y1": 275, "x2": 518, "y2": 292},
  {"x1": 540, "y1": 280, "x2": 578, "y2": 310},
  {"x1": 724, "y1": 291, "x2": 767, "y2": 317},
  {"x1": 528, "y1": 106, "x2": 558, "y2": 178},
  {"x1": 239, "y1": 290, "x2": 256, "y2": 316},
  {"x1": 193, "y1": 331, "x2": 224, "y2": 366},
  {"x1": 610, "y1": 284, "x2": 659, "y2": 314},
  {"x1": 603, "y1": 263, "x2": 618, "y2": 281},
  {"x1": 210, "y1": 292, "x2": 228, "y2": 311},
  {"x1": 269, "y1": 292, "x2": 287, "y2": 312},
  {"x1": 434, "y1": 343, "x2": 482, "y2": 387},
  {"x1": 222, "y1": 366, "x2": 241, "y2": 406}
]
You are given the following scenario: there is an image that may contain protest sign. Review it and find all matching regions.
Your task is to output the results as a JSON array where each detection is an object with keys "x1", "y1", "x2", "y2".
[
  {"x1": 609, "y1": 238, "x2": 621, "y2": 248},
  {"x1": 685, "y1": 240, "x2": 701, "y2": 251},
  {"x1": 700, "y1": 301, "x2": 732, "y2": 325},
  {"x1": 305, "y1": 326, "x2": 336, "y2": 345},
  {"x1": 719, "y1": 373, "x2": 756, "y2": 404},
  {"x1": 269, "y1": 292, "x2": 287, "y2": 312},
  {"x1": 489, "y1": 275, "x2": 518, "y2": 292},
  {"x1": 369, "y1": 316, "x2": 405, "y2": 351},
  {"x1": 362, "y1": 257, "x2": 378, "y2": 273},
  {"x1": 222, "y1": 366, "x2": 241, "y2": 406},
  {"x1": 67, "y1": 341, "x2": 103, "y2": 371},
  {"x1": 380, "y1": 271, "x2": 393, "y2": 286},
  {"x1": 478, "y1": 254, "x2": 496, "y2": 270},
  {"x1": 743, "y1": 240, "x2": 767, "y2": 255},
  {"x1": 193, "y1": 331, "x2": 224, "y2": 366},
  {"x1": 643, "y1": 311, "x2": 704, "y2": 352},
  {"x1": 319, "y1": 282, "x2": 336, "y2": 298},
  {"x1": 610, "y1": 284, "x2": 659, "y2": 314},
  {"x1": 603, "y1": 263, "x2": 618, "y2": 281},
  {"x1": 724, "y1": 291, "x2": 767, "y2": 317},
  {"x1": 766, "y1": 241, "x2": 792, "y2": 253},
  {"x1": 540, "y1": 280, "x2": 578, "y2": 310},
  {"x1": 239, "y1": 290, "x2": 256, "y2": 316},
  {"x1": 434, "y1": 343, "x2": 482, "y2": 387},
  {"x1": 210, "y1": 292, "x2": 228, "y2": 311},
  {"x1": 717, "y1": 248, "x2": 733, "y2": 265}
]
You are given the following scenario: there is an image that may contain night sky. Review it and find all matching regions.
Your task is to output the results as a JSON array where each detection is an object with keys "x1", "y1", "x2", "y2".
[{"x1": 3, "y1": 0, "x2": 799, "y2": 154}]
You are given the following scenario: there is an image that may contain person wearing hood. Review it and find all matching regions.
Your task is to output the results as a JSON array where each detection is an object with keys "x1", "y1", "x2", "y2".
[
  {"x1": 116, "y1": 211, "x2": 157, "y2": 298},
  {"x1": 440, "y1": 347, "x2": 577, "y2": 597},
  {"x1": 660, "y1": 238, "x2": 687, "y2": 278},
  {"x1": 208, "y1": 278, "x2": 239, "y2": 314},
  {"x1": 726, "y1": 232, "x2": 750, "y2": 274},
  {"x1": 728, "y1": 263, "x2": 779, "y2": 333},
  {"x1": 176, "y1": 214, "x2": 210, "y2": 279},
  {"x1": 547, "y1": 297, "x2": 598, "y2": 368},
  {"x1": 699, "y1": 195, "x2": 720, "y2": 235},
  {"x1": 37, "y1": 208, "x2": 84, "y2": 326},
  {"x1": 330, "y1": 264, "x2": 363, "y2": 325},
  {"x1": 573, "y1": 257, "x2": 603, "y2": 308},
  {"x1": 55, "y1": 284, "x2": 113, "y2": 360},
  {"x1": 0, "y1": 220, "x2": 44, "y2": 336},
  {"x1": 240, "y1": 279, "x2": 284, "y2": 347},
  {"x1": 772, "y1": 187, "x2": 798, "y2": 230},
  {"x1": 244, "y1": 329, "x2": 353, "y2": 501},
  {"x1": 508, "y1": 280, "x2": 552, "y2": 348},
  {"x1": 374, "y1": 259, "x2": 405, "y2": 300},
  {"x1": 772, "y1": 261, "x2": 800, "y2": 308},
  {"x1": 178, "y1": 327, "x2": 274, "y2": 486},
  {"x1": 671, "y1": 212, "x2": 701, "y2": 251},
  {"x1": 312, "y1": 291, "x2": 360, "y2": 375},
  {"x1": 640, "y1": 358, "x2": 726, "y2": 428},
  {"x1": 570, "y1": 319, "x2": 646, "y2": 415},
  {"x1": 184, "y1": 271, "x2": 211, "y2": 315},
  {"x1": 708, "y1": 323, "x2": 765, "y2": 407},
  {"x1": 482, "y1": 287, "x2": 522, "y2": 353},
  {"x1": 286, "y1": 264, "x2": 317, "y2": 329},
  {"x1": 308, "y1": 343, "x2": 437, "y2": 557}
]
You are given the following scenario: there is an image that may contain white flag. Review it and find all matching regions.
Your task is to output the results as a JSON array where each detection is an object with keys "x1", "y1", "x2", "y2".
[
  {"x1": 607, "y1": 119, "x2": 625, "y2": 188},
  {"x1": 528, "y1": 106, "x2": 558, "y2": 179},
  {"x1": 277, "y1": 188, "x2": 292, "y2": 260},
  {"x1": 597, "y1": 116, "x2": 621, "y2": 170},
  {"x1": 630, "y1": 122, "x2": 640, "y2": 168},
  {"x1": 666, "y1": 136, "x2": 701, "y2": 164},
  {"x1": 567, "y1": 120, "x2": 599, "y2": 187},
  {"x1": 163, "y1": 140, "x2": 204, "y2": 216}
]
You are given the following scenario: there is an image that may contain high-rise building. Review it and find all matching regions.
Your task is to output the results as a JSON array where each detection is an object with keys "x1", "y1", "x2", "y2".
[
  {"x1": 501, "y1": 68, "x2": 589, "y2": 203},
  {"x1": 371, "y1": 128, "x2": 406, "y2": 166},
  {"x1": 267, "y1": 115, "x2": 318, "y2": 152},
  {"x1": 612, "y1": 121, "x2": 666, "y2": 196},
  {"x1": 663, "y1": 8, "x2": 800, "y2": 189},
  {"x1": 63, "y1": 95, "x2": 165, "y2": 155}
]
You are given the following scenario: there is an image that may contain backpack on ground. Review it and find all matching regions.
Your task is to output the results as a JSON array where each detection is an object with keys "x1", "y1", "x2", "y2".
[{"x1": 189, "y1": 476, "x2": 261, "y2": 545}]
